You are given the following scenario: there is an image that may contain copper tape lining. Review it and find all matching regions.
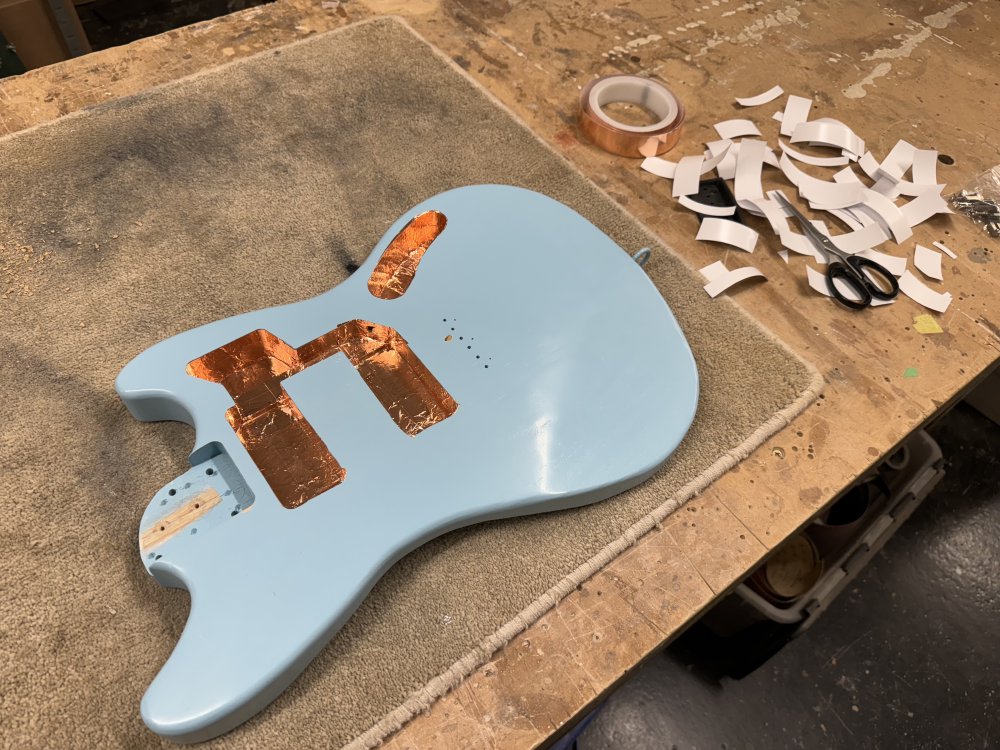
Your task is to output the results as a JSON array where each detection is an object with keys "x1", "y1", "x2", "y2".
[
  {"x1": 578, "y1": 74, "x2": 684, "y2": 158},
  {"x1": 188, "y1": 323, "x2": 457, "y2": 509},
  {"x1": 186, "y1": 211, "x2": 457, "y2": 509},
  {"x1": 368, "y1": 211, "x2": 446, "y2": 300}
]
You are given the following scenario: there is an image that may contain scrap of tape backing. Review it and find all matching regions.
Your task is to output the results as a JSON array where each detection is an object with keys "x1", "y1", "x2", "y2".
[{"x1": 579, "y1": 74, "x2": 685, "y2": 158}]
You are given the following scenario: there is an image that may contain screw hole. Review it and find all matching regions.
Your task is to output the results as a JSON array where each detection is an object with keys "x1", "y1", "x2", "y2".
[
  {"x1": 168, "y1": 489, "x2": 176, "y2": 496},
  {"x1": 231, "y1": 510, "x2": 239, "y2": 517},
  {"x1": 194, "y1": 504, "x2": 200, "y2": 509},
  {"x1": 159, "y1": 526, "x2": 165, "y2": 531},
  {"x1": 206, "y1": 468, "x2": 215, "y2": 476},
  {"x1": 937, "y1": 154, "x2": 955, "y2": 165}
]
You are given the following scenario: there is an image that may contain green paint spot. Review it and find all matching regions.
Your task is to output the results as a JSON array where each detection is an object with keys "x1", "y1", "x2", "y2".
[{"x1": 903, "y1": 367, "x2": 919, "y2": 378}]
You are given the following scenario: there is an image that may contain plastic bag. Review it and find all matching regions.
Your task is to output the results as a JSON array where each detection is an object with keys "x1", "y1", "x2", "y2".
[{"x1": 948, "y1": 165, "x2": 1000, "y2": 237}]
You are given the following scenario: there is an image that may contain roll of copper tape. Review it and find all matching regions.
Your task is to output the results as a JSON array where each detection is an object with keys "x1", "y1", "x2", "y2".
[{"x1": 579, "y1": 75, "x2": 685, "y2": 158}]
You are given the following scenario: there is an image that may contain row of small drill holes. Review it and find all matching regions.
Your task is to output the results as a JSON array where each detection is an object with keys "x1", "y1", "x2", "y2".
[{"x1": 444, "y1": 318, "x2": 489, "y2": 369}]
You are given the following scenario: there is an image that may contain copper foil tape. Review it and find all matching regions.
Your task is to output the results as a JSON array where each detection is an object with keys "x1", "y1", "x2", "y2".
[
  {"x1": 579, "y1": 74, "x2": 684, "y2": 158},
  {"x1": 186, "y1": 210, "x2": 458, "y2": 509},
  {"x1": 368, "y1": 211, "x2": 446, "y2": 300},
  {"x1": 188, "y1": 324, "x2": 457, "y2": 509}
]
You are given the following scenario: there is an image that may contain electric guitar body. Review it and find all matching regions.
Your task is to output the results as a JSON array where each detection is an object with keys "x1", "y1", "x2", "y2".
[{"x1": 117, "y1": 185, "x2": 698, "y2": 742}]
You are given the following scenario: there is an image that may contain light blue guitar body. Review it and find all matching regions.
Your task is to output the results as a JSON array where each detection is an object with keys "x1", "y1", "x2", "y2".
[{"x1": 116, "y1": 185, "x2": 698, "y2": 742}]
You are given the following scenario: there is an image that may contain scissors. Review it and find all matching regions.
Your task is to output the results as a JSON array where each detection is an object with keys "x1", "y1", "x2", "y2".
[{"x1": 775, "y1": 193, "x2": 899, "y2": 310}]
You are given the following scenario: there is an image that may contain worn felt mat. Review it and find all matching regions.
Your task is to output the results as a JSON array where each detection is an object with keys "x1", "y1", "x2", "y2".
[{"x1": 0, "y1": 17, "x2": 822, "y2": 749}]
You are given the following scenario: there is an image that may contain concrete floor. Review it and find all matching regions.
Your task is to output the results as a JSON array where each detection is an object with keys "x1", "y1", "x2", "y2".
[{"x1": 579, "y1": 403, "x2": 999, "y2": 750}]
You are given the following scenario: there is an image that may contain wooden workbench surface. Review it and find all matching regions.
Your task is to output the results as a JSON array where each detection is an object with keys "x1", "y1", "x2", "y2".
[{"x1": 4, "y1": 1, "x2": 997, "y2": 747}]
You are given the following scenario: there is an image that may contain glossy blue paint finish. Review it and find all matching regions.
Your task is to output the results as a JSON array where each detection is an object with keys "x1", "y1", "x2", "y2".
[{"x1": 116, "y1": 185, "x2": 699, "y2": 742}]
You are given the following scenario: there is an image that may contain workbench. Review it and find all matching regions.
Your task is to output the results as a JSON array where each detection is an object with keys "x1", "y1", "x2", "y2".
[{"x1": 5, "y1": 1, "x2": 997, "y2": 746}]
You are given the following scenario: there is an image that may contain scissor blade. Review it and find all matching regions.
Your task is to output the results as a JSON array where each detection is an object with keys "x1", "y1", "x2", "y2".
[
  {"x1": 774, "y1": 192, "x2": 812, "y2": 233},
  {"x1": 775, "y1": 193, "x2": 841, "y2": 257}
]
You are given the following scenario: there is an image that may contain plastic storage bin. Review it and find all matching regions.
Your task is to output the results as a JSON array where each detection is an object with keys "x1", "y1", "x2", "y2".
[{"x1": 702, "y1": 429, "x2": 944, "y2": 642}]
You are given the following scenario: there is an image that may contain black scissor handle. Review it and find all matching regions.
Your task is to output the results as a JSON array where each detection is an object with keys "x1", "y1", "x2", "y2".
[
  {"x1": 826, "y1": 261, "x2": 871, "y2": 310},
  {"x1": 847, "y1": 255, "x2": 900, "y2": 300}
]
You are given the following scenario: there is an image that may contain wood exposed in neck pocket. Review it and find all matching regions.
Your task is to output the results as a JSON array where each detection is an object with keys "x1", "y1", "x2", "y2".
[{"x1": 140, "y1": 488, "x2": 222, "y2": 552}]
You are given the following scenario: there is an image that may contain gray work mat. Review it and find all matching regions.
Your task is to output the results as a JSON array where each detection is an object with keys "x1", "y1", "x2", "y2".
[{"x1": 0, "y1": 17, "x2": 821, "y2": 749}]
